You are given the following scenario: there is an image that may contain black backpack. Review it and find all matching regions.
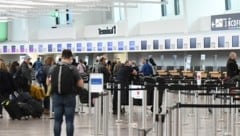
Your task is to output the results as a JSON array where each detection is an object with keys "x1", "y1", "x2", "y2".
[{"x1": 51, "y1": 64, "x2": 75, "y2": 95}]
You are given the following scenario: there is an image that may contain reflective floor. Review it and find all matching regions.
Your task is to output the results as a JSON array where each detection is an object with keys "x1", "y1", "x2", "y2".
[
  {"x1": 1, "y1": 91, "x2": 240, "y2": 136},
  {"x1": 0, "y1": 106, "x2": 240, "y2": 136}
]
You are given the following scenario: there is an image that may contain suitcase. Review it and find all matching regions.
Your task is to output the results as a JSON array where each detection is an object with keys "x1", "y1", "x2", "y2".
[
  {"x1": 18, "y1": 102, "x2": 34, "y2": 117},
  {"x1": 26, "y1": 99, "x2": 43, "y2": 118},
  {"x1": 16, "y1": 92, "x2": 43, "y2": 118},
  {"x1": 1, "y1": 99, "x2": 22, "y2": 120}
]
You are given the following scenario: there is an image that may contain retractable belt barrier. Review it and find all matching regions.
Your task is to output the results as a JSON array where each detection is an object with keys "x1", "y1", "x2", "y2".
[{"x1": 83, "y1": 75, "x2": 240, "y2": 136}]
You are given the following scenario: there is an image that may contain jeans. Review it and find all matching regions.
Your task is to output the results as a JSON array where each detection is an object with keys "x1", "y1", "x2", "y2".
[{"x1": 53, "y1": 94, "x2": 76, "y2": 136}]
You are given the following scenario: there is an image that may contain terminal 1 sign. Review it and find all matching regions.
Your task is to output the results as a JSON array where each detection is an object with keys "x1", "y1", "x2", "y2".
[{"x1": 211, "y1": 13, "x2": 240, "y2": 31}]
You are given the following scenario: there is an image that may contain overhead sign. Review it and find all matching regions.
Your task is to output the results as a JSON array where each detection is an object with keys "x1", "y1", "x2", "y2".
[
  {"x1": 211, "y1": 13, "x2": 240, "y2": 31},
  {"x1": 98, "y1": 25, "x2": 116, "y2": 35}
]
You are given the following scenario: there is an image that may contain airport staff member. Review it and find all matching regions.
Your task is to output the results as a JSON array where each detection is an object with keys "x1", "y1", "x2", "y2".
[{"x1": 226, "y1": 51, "x2": 240, "y2": 82}]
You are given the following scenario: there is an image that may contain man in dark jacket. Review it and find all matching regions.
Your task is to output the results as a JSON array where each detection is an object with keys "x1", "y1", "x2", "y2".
[
  {"x1": 20, "y1": 55, "x2": 32, "y2": 92},
  {"x1": 112, "y1": 60, "x2": 137, "y2": 114},
  {"x1": 97, "y1": 56, "x2": 110, "y2": 84},
  {"x1": 226, "y1": 52, "x2": 240, "y2": 81}
]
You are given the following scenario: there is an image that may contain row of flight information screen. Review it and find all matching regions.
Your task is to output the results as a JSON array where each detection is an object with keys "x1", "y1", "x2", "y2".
[{"x1": 0, "y1": 35, "x2": 239, "y2": 53}]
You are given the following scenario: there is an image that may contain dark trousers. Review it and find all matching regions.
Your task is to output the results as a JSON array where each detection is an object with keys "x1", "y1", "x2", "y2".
[
  {"x1": 112, "y1": 83, "x2": 129, "y2": 112},
  {"x1": 43, "y1": 83, "x2": 49, "y2": 110}
]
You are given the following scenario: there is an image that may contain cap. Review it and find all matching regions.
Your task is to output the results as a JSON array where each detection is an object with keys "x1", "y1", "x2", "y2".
[{"x1": 24, "y1": 55, "x2": 31, "y2": 60}]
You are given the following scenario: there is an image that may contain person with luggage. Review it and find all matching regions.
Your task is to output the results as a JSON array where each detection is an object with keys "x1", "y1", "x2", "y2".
[
  {"x1": 0, "y1": 59, "x2": 15, "y2": 118},
  {"x1": 47, "y1": 49, "x2": 84, "y2": 136}
]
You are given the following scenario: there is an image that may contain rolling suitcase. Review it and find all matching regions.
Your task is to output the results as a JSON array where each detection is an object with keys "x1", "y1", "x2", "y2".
[{"x1": 1, "y1": 99, "x2": 22, "y2": 120}]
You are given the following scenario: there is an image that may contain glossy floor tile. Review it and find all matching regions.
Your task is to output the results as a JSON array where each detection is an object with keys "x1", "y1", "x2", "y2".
[{"x1": 0, "y1": 106, "x2": 240, "y2": 136}]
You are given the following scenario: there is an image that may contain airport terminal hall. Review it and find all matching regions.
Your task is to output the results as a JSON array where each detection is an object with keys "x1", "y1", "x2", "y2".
[{"x1": 1, "y1": 0, "x2": 240, "y2": 136}]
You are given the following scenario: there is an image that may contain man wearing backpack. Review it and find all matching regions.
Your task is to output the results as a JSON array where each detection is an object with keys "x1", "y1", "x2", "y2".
[{"x1": 47, "y1": 49, "x2": 84, "y2": 136}]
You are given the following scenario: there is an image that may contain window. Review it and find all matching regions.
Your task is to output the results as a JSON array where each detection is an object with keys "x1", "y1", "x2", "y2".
[
  {"x1": 231, "y1": 0, "x2": 240, "y2": 11},
  {"x1": 225, "y1": 0, "x2": 240, "y2": 11},
  {"x1": 113, "y1": 3, "x2": 125, "y2": 22},
  {"x1": 161, "y1": 0, "x2": 167, "y2": 16},
  {"x1": 174, "y1": 0, "x2": 180, "y2": 15},
  {"x1": 162, "y1": 0, "x2": 183, "y2": 16},
  {"x1": 166, "y1": 0, "x2": 175, "y2": 16},
  {"x1": 225, "y1": 0, "x2": 231, "y2": 10}
]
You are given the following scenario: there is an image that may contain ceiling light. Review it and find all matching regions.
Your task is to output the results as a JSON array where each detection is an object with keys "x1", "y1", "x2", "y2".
[
  {"x1": 0, "y1": 1, "x2": 63, "y2": 6},
  {"x1": 0, "y1": 5, "x2": 33, "y2": 8}
]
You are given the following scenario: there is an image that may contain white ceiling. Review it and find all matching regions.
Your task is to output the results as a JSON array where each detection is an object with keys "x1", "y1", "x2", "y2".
[{"x1": 0, "y1": 0, "x2": 167, "y2": 20}]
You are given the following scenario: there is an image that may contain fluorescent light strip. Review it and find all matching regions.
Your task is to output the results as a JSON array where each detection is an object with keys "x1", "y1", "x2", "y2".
[
  {"x1": 0, "y1": 5, "x2": 33, "y2": 8},
  {"x1": 0, "y1": 1, "x2": 63, "y2": 6}
]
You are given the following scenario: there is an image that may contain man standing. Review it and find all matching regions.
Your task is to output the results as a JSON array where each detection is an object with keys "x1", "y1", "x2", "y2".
[
  {"x1": 47, "y1": 49, "x2": 84, "y2": 136},
  {"x1": 140, "y1": 59, "x2": 153, "y2": 76},
  {"x1": 113, "y1": 60, "x2": 137, "y2": 114},
  {"x1": 97, "y1": 56, "x2": 110, "y2": 84},
  {"x1": 20, "y1": 55, "x2": 32, "y2": 92},
  {"x1": 33, "y1": 57, "x2": 42, "y2": 71}
]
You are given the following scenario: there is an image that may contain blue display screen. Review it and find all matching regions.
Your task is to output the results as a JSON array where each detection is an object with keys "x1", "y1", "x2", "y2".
[
  {"x1": 48, "y1": 44, "x2": 53, "y2": 52},
  {"x1": 118, "y1": 41, "x2": 124, "y2": 51},
  {"x1": 29, "y1": 45, "x2": 34, "y2": 52},
  {"x1": 20, "y1": 45, "x2": 25, "y2": 52},
  {"x1": 38, "y1": 45, "x2": 43, "y2": 52},
  {"x1": 97, "y1": 42, "x2": 103, "y2": 51},
  {"x1": 232, "y1": 35, "x2": 239, "y2": 47},
  {"x1": 190, "y1": 38, "x2": 196, "y2": 48},
  {"x1": 204, "y1": 37, "x2": 211, "y2": 48},
  {"x1": 107, "y1": 42, "x2": 113, "y2": 51},
  {"x1": 91, "y1": 78, "x2": 102, "y2": 85},
  {"x1": 153, "y1": 40, "x2": 159, "y2": 50},
  {"x1": 177, "y1": 39, "x2": 183, "y2": 49},
  {"x1": 87, "y1": 42, "x2": 92, "y2": 51},
  {"x1": 67, "y1": 43, "x2": 72, "y2": 50},
  {"x1": 12, "y1": 45, "x2": 16, "y2": 53},
  {"x1": 3, "y1": 46, "x2": 7, "y2": 53},
  {"x1": 218, "y1": 36, "x2": 225, "y2": 48},
  {"x1": 129, "y1": 41, "x2": 135, "y2": 50},
  {"x1": 76, "y1": 43, "x2": 82, "y2": 51},
  {"x1": 57, "y1": 44, "x2": 62, "y2": 52},
  {"x1": 165, "y1": 39, "x2": 171, "y2": 49},
  {"x1": 141, "y1": 40, "x2": 147, "y2": 50}
]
